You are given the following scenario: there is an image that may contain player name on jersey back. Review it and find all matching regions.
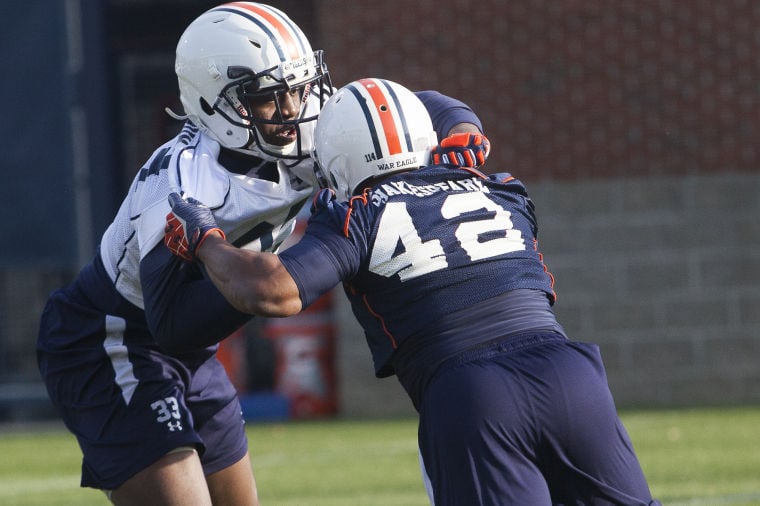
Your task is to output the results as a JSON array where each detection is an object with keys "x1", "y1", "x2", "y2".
[{"x1": 369, "y1": 176, "x2": 488, "y2": 205}]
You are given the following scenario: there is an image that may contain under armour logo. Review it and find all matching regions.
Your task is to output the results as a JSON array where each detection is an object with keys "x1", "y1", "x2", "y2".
[{"x1": 167, "y1": 420, "x2": 183, "y2": 432}]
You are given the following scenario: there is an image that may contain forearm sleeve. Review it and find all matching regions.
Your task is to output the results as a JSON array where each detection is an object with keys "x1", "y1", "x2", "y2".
[{"x1": 141, "y1": 243, "x2": 252, "y2": 354}]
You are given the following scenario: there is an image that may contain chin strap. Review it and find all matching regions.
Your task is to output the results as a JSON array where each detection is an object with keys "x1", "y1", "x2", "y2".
[{"x1": 164, "y1": 106, "x2": 189, "y2": 121}]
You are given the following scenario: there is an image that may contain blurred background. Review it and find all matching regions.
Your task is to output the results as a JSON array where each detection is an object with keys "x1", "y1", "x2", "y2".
[{"x1": 1, "y1": 0, "x2": 758, "y2": 422}]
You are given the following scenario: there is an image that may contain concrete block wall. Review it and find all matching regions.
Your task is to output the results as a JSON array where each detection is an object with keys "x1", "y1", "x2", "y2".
[
  {"x1": 336, "y1": 172, "x2": 760, "y2": 416},
  {"x1": 533, "y1": 172, "x2": 760, "y2": 407},
  {"x1": 8, "y1": 172, "x2": 757, "y2": 417}
]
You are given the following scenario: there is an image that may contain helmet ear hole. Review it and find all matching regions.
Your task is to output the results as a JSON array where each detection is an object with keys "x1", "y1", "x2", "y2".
[{"x1": 200, "y1": 98, "x2": 215, "y2": 116}]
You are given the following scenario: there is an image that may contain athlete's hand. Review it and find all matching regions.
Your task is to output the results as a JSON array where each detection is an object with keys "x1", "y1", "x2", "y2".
[
  {"x1": 164, "y1": 192, "x2": 225, "y2": 261},
  {"x1": 431, "y1": 132, "x2": 491, "y2": 168}
]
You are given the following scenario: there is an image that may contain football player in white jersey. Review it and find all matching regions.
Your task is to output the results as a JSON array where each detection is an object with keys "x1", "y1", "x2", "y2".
[{"x1": 37, "y1": 2, "x2": 488, "y2": 505}]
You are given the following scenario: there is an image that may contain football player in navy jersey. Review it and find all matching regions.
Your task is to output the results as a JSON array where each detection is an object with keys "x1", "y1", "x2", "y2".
[
  {"x1": 36, "y1": 3, "x2": 486, "y2": 505},
  {"x1": 165, "y1": 77, "x2": 661, "y2": 506}
]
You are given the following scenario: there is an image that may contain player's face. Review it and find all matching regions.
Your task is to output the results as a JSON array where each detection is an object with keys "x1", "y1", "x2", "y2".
[{"x1": 248, "y1": 87, "x2": 305, "y2": 147}]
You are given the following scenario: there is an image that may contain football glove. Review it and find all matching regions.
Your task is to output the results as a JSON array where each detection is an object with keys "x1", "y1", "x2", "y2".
[
  {"x1": 431, "y1": 132, "x2": 491, "y2": 168},
  {"x1": 164, "y1": 192, "x2": 225, "y2": 261}
]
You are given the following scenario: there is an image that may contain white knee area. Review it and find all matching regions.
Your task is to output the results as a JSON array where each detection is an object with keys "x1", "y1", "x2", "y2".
[{"x1": 166, "y1": 445, "x2": 198, "y2": 456}]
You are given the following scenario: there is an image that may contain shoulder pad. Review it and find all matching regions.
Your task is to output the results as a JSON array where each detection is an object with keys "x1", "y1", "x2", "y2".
[{"x1": 176, "y1": 136, "x2": 229, "y2": 208}]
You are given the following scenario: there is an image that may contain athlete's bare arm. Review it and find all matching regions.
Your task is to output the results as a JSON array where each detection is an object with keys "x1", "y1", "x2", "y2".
[{"x1": 196, "y1": 234, "x2": 302, "y2": 318}]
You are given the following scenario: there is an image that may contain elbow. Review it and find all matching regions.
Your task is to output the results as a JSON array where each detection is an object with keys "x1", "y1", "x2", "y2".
[
  {"x1": 157, "y1": 338, "x2": 187, "y2": 355},
  {"x1": 227, "y1": 274, "x2": 302, "y2": 318},
  {"x1": 152, "y1": 324, "x2": 189, "y2": 355},
  {"x1": 258, "y1": 301, "x2": 302, "y2": 318},
  {"x1": 237, "y1": 294, "x2": 302, "y2": 318},
  {"x1": 152, "y1": 314, "x2": 250, "y2": 355},
  {"x1": 151, "y1": 316, "x2": 204, "y2": 354},
  {"x1": 148, "y1": 310, "x2": 223, "y2": 355}
]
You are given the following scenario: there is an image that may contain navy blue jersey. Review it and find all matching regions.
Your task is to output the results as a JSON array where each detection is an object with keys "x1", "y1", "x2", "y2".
[
  {"x1": 281, "y1": 167, "x2": 660, "y2": 506},
  {"x1": 280, "y1": 166, "x2": 557, "y2": 380}
]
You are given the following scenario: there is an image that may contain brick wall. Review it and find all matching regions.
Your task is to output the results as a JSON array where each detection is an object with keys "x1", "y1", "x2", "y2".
[
  {"x1": 316, "y1": 1, "x2": 760, "y2": 414},
  {"x1": 316, "y1": 0, "x2": 759, "y2": 181}
]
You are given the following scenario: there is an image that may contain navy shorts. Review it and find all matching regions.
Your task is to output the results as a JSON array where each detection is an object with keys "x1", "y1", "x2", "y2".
[
  {"x1": 37, "y1": 286, "x2": 248, "y2": 490},
  {"x1": 418, "y1": 332, "x2": 659, "y2": 506}
]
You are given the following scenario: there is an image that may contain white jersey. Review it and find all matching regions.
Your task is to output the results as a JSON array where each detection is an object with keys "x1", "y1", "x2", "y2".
[{"x1": 99, "y1": 121, "x2": 314, "y2": 309}]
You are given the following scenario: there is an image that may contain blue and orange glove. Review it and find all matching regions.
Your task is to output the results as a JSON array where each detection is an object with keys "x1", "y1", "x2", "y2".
[
  {"x1": 164, "y1": 192, "x2": 225, "y2": 261},
  {"x1": 431, "y1": 132, "x2": 491, "y2": 168}
]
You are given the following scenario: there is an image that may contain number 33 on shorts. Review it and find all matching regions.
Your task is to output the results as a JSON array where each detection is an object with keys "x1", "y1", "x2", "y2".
[{"x1": 151, "y1": 396, "x2": 183, "y2": 431}]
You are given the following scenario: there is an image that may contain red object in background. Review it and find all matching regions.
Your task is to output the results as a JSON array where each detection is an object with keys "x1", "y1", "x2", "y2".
[
  {"x1": 218, "y1": 216, "x2": 339, "y2": 419},
  {"x1": 217, "y1": 329, "x2": 249, "y2": 394},
  {"x1": 263, "y1": 291, "x2": 338, "y2": 418}
]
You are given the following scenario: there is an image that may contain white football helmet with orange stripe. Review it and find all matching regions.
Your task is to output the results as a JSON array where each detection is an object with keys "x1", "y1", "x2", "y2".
[
  {"x1": 175, "y1": 2, "x2": 331, "y2": 160},
  {"x1": 312, "y1": 78, "x2": 438, "y2": 201}
]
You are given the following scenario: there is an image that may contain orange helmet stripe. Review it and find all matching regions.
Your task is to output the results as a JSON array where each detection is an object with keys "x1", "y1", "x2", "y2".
[
  {"x1": 224, "y1": 2, "x2": 302, "y2": 60},
  {"x1": 356, "y1": 78, "x2": 403, "y2": 155}
]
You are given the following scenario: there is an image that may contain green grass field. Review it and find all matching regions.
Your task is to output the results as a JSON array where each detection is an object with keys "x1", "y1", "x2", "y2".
[{"x1": 1, "y1": 406, "x2": 759, "y2": 505}]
